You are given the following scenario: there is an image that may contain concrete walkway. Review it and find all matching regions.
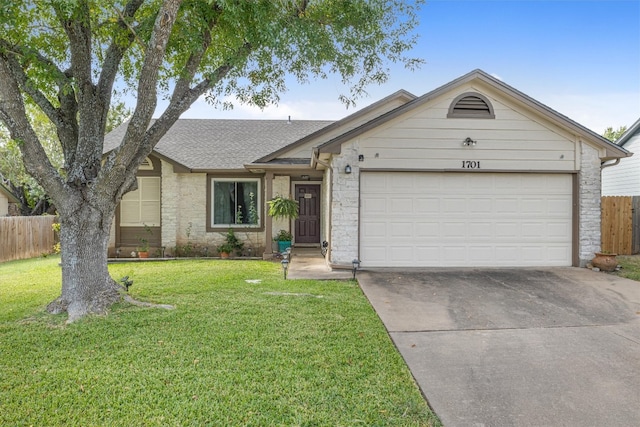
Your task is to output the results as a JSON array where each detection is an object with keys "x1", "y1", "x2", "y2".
[{"x1": 286, "y1": 247, "x2": 353, "y2": 280}]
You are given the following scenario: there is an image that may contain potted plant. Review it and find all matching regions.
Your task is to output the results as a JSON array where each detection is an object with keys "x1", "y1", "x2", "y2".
[
  {"x1": 268, "y1": 195, "x2": 299, "y2": 253},
  {"x1": 274, "y1": 229, "x2": 293, "y2": 253},
  {"x1": 591, "y1": 251, "x2": 618, "y2": 272},
  {"x1": 136, "y1": 224, "x2": 153, "y2": 258},
  {"x1": 217, "y1": 229, "x2": 244, "y2": 258},
  {"x1": 267, "y1": 195, "x2": 299, "y2": 220}
]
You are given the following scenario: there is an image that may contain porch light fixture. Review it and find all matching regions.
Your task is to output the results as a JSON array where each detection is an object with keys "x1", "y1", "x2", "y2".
[
  {"x1": 281, "y1": 259, "x2": 290, "y2": 280},
  {"x1": 345, "y1": 164, "x2": 352, "y2": 174},
  {"x1": 462, "y1": 137, "x2": 477, "y2": 146},
  {"x1": 358, "y1": 154, "x2": 364, "y2": 162},
  {"x1": 352, "y1": 259, "x2": 361, "y2": 280}
]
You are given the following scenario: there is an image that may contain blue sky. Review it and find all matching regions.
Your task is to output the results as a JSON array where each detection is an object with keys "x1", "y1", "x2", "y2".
[{"x1": 167, "y1": 0, "x2": 640, "y2": 135}]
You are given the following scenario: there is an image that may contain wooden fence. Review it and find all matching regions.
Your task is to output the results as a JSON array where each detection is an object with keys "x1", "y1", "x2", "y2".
[
  {"x1": 0, "y1": 216, "x2": 57, "y2": 263},
  {"x1": 601, "y1": 196, "x2": 640, "y2": 255}
]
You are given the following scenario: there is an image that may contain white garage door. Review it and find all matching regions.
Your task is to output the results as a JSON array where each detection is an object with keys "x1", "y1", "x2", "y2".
[{"x1": 360, "y1": 172, "x2": 573, "y2": 267}]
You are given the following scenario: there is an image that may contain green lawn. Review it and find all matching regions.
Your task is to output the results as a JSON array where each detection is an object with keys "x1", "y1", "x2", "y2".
[
  {"x1": 0, "y1": 256, "x2": 440, "y2": 426},
  {"x1": 614, "y1": 255, "x2": 640, "y2": 281}
]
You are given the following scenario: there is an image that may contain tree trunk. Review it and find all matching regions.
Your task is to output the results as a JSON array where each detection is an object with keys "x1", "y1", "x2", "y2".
[{"x1": 47, "y1": 203, "x2": 123, "y2": 322}]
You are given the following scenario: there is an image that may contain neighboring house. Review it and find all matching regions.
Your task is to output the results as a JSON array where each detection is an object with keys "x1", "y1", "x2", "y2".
[
  {"x1": 0, "y1": 183, "x2": 19, "y2": 216},
  {"x1": 104, "y1": 69, "x2": 629, "y2": 267},
  {"x1": 602, "y1": 118, "x2": 640, "y2": 196}
]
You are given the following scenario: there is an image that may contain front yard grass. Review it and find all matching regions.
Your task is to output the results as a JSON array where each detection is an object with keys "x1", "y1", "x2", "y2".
[
  {"x1": 613, "y1": 254, "x2": 640, "y2": 281},
  {"x1": 0, "y1": 256, "x2": 440, "y2": 426}
]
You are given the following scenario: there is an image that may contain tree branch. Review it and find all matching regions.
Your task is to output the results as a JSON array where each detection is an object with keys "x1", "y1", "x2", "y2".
[
  {"x1": 97, "y1": 0, "x2": 146, "y2": 112},
  {"x1": 0, "y1": 40, "x2": 67, "y2": 128},
  {"x1": 0, "y1": 55, "x2": 71, "y2": 206},
  {"x1": 111, "y1": 0, "x2": 182, "y2": 172}
]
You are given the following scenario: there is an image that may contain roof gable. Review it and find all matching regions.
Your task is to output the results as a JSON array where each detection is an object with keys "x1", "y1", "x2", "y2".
[
  {"x1": 0, "y1": 183, "x2": 19, "y2": 203},
  {"x1": 316, "y1": 69, "x2": 630, "y2": 161},
  {"x1": 253, "y1": 89, "x2": 416, "y2": 164}
]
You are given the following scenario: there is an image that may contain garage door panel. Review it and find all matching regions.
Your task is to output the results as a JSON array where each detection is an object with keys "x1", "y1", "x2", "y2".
[
  {"x1": 389, "y1": 245, "x2": 414, "y2": 262},
  {"x1": 360, "y1": 172, "x2": 572, "y2": 267},
  {"x1": 390, "y1": 221, "x2": 413, "y2": 237},
  {"x1": 390, "y1": 198, "x2": 413, "y2": 213},
  {"x1": 547, "y1": 222, "x2": 572, "y2": 238},
  {"x1": 361, "y1": 198, "x2": 387, "y2": 214},
  {"x1": 548, "y1": 198, "x2": 572, "y2": 215},
  {"x1": 468, "y1": 222, "x2": 493, "y2": 238},
  {"x1": 521, "y1": 222, "x2": 546, "y2": 238},
  {"x1": 415, "y1": 198, "x2": 439, "y2": 212},
  {"x1": 416, "y1": 222, "x2": 439, "y2": 236},
  {"x1": 495, "y1": 198, "x2": 519, "y2": 214},
  {"x1": 362, "y1": 221, "x2": 387, "y2": 238},
  {"x1": 443, "y1": 222, "x2": 466, "y2": 238},
  {"x1": 470, "y1": 198, "x2": 493, "y2": 213}
]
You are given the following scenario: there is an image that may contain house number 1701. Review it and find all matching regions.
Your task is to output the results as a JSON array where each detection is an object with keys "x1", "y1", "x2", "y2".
[{"x1": 462, "y1": 160, "x2": 480, "y2": 169}]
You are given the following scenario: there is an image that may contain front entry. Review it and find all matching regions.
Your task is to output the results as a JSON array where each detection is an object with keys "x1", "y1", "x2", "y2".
[{"x1": 295, "y1": 184, "x2": 320, "y2": 244}]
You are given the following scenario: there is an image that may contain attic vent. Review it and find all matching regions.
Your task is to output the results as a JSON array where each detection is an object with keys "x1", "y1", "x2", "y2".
[
  {"x1": 138, "y1": 156, "x2": 154, "y2": 171},
  {"x1": 447, "y1": 92, "x2": 495, "y2": 119}
]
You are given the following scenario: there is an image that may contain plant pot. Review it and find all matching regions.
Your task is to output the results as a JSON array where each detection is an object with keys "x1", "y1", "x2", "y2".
[
  {"x1": 138, "y1": 251, "x2": 149, "y2": 259},
  {"x1": 277, "y1": 240, "x2": 291, "y2": 253},
  {"x1": 591, "y1": 252, "x2": 618, "y2": 272},
  {"x1": 220, "y1": 252, "x2": 230, "y2": 259}
]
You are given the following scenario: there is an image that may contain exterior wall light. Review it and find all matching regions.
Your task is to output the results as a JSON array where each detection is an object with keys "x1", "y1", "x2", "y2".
[
  {"x1": 358, "y1": 154, "x2": 364, "y2": 162},
  {"x1": 345, "y1": 164, "x2": 352, "y2": 174},
  {"x1": 462, "y1": 137, "x2": 477, "y2": 146},
  {"x1": 352, "y1": 259, "x2": 361, "y2": 280},
  {"x1": 281, "y1": 259, "x2": 290, "y2": 280}
]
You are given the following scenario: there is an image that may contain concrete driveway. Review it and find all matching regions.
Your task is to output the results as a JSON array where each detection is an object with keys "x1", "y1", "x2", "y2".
[{"x1": 357, "y1": 267, "x2": 640, "y2": 427}]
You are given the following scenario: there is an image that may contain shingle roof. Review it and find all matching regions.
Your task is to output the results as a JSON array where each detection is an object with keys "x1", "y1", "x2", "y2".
[{"x1": 104, "y1": 119, "x2": 333, "y2": 170}]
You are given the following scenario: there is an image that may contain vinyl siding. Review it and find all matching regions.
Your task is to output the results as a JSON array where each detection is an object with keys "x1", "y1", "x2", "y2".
[
  {"x1": 0, "y1": 193, "x2": 8, "y2": 216},
  {"x1": 355, "y1": 84, "x2": 578, "y2": 172},
  {"x1": 602, "y1": 132, "x2": 640, "y2": 196}
]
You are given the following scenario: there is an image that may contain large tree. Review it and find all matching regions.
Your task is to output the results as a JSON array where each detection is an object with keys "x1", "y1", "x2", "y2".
[{"x1": 0, "y1": 0, "x2": 422, "y2": 322}]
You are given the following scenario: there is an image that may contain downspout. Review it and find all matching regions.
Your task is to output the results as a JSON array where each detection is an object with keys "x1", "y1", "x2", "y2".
[
  {"x1": 312, "y1": 149, "x2": 333, "y2": 263},
  {"x1": 601, "y1": 158, "x2": 621, "y2": 170}
]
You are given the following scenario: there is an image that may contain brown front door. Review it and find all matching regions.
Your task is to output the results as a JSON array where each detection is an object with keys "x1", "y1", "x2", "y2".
[{"x1": 295, "y1": 184, "x2": 320, "y2": 244}]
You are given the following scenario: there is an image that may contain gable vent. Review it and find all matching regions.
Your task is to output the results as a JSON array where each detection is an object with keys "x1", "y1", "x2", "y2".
[
  {"x1": 138, "y1": 156, "x2": 154, "y2": 171},
  {"x1": 447, "y1": 92, "x2": 495, "y2": 119}
]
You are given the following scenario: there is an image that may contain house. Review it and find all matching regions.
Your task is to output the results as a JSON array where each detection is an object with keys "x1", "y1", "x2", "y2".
[
  {"x1": 105, "y1": 69, "x2": 630, "y2": 267},
  {"x1": 601, "y1": 118, "x2": 640, "y2": 196},
  {"x1": 0, "y1": 183, "x2": 18, "y2": 216}
]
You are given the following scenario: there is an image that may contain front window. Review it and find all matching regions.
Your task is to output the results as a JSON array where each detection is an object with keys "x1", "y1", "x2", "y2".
[{"x1": 211, "y1": 178, "x2": 260, "y2": 227}]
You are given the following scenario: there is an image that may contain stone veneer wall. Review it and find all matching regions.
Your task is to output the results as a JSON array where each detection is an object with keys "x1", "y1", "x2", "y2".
[
  {"x1": 162, "y1": 163, "x2": 271, "y2": 256},
  {"x1": 578, "y1": 142, "x2": 601, "y2": 266},
  {"x1": 160, "y1": 160, "x2": 178, "y2": 251},
  {"x1": 329, "y1": 142, "x2": 360, "y2": 267},
  {"x1": 271, "y1": 176, "x2": 291, "y2": 242}
]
